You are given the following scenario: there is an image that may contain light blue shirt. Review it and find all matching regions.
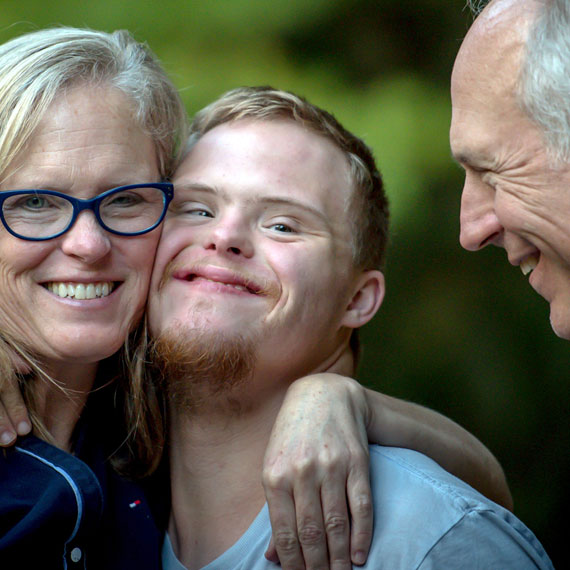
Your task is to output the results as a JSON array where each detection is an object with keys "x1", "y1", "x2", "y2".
[{"x1": 163, "y1": 445, "x2": 553, "y2": 569}]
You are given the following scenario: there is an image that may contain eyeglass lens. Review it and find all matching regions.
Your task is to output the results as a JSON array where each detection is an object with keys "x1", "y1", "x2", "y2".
[{"x1": 1, "y1": 186, "x2": 166, "y2": 239}]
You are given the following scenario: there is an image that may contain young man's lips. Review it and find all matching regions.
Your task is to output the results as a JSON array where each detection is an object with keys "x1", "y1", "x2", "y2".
[
  {"x1": 173, "y1": 266, "x2": 263, "y2": 295},
  {"x1": 185, "y1": 275, "x2": 258, "y2": 294}
]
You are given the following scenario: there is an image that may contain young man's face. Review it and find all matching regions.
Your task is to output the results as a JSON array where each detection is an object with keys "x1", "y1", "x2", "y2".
[{"x1": 148, "y1": 119, "x2": 382, "y2": 380}]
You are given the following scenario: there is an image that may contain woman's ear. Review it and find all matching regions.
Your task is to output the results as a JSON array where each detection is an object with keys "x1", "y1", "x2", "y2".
[{"x1": 342, "y1": 270, "x2": 385, "y2": 329}]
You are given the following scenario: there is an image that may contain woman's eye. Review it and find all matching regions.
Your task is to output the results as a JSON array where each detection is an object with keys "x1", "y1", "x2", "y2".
[
  {"x1": 106, "y1": 193, "x2": 142, "y2": 207},
  {"x1": 19, "y1": 196, "x2": 51, "y2": 210}
]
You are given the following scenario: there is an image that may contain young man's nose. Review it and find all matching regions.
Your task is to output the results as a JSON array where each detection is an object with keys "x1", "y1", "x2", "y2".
[{"x1": 204, "y1": 215, "x2": 254, "y2": 258}]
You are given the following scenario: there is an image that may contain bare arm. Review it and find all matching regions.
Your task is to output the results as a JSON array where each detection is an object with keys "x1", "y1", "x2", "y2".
[
  {"x1": 262, "y1": 372, "x2": 513, "y2": 569},
  {"x1": 363, "y1": 387, "x2": 513, "y2": 510},
  {"x1": 264, "y1": 374, "x2": 371, "y2": 569}
]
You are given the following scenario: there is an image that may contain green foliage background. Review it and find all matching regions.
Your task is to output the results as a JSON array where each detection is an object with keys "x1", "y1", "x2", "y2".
[{"x1": 1, "y1": 0, "x2": 567, "y2": 566}]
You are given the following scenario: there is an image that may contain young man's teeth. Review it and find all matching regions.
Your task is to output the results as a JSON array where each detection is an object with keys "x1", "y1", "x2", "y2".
[
  {"x1": 48, "y1": 282, "x2": 114, "y2": 299},
  {"x1": 520, "y1": 255, "x2": 539, "y2": 276}
]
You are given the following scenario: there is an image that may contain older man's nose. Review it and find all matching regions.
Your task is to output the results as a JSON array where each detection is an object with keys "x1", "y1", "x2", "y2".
[{"x1": 459, "y1": 176, "x2": 503, "y2": 251}]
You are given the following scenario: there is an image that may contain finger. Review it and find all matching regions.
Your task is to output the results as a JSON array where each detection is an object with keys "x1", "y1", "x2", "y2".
[
  {"x1": 293, "y1": 481, "x2": 329, "y2": 570},
  {"x1": 346, "y1": 460, "x2": 373, "y2": 566},
  {"x1": 264, "y1": 536, "x2": 279, "y2": 564},
  {"x1": 0, "y1": 380, "x2": 31, "y2": 436},
  {"x1": 0, "y1": 401, "x2": 17, "y2": 446},
  {"x1": 264, "y1": 484, "x2": 305, "y2": 570},
  {"x1": 320, "y1": 473, "x2": 351, "y2": 570}
]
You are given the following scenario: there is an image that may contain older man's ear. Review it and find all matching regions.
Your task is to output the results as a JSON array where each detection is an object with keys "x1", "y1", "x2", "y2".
[{"x1": 342, "y1": 270, "x2": 385, "y2": 329}]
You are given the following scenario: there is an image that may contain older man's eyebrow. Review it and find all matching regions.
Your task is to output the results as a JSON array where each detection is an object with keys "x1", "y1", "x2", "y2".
[
  {"x1": 451, "y1": 148, "x2": 474, "y2": 167},
  {"x1": 451, "y1": 150, "x2": 491, "y2": 172}
]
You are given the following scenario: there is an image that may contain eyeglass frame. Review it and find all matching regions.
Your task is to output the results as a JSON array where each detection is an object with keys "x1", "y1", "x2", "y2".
[{"x1": 0, "y1": 182, "x2": 174, "y2": 241}]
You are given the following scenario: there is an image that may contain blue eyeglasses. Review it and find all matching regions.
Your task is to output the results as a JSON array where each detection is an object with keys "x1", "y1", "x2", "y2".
[{"x1": 0, "y1": 182, "x2": 173, "y2": 241}]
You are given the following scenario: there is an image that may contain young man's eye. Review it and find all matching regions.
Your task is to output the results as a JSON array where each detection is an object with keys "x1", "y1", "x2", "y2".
[
  {"x1": 269, "y1": 222, "x2": 293, "y2": 233},
  {"x1": 171, "y1": 202, "x2": 213, "y2": 217},
  {"x1": 189, "y1": 209, "x2": 212, "y2": 217}
]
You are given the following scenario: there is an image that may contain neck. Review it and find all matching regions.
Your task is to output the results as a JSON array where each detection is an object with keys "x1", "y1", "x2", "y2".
[
  {"x1": 165, "y1": 340, "x2": 354, "y2": 569},
  {"x1": 32, "y1": 361, "x2": 99, "y2": 451},
  {"x1": 168, "y1": 376, "x2": 288, "y2": 569}
]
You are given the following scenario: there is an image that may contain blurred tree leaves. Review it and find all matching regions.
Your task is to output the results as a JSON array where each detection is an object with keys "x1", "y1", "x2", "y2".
[{"x1": 0, "y1": 0, "x2": 567, "y2": 566}]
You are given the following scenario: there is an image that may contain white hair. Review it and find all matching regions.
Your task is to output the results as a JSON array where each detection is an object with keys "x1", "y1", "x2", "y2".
[
  {"x1": 466, "y1": 0, "x2": 570, "y2": 162},
  {"x1": 465, "y1": 0, "x2": 491, "y2": 15},
  {"x1": 0, "y1": 27, "x2": 187, "y2": 179},
  {"x1": 519, "y1": 0, "x2": 570, "y2": 162}
]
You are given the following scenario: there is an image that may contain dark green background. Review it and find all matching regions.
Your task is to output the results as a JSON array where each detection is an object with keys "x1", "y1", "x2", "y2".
[{"x1": 1, "y1": 0, "x2": 567, "y2": 566}]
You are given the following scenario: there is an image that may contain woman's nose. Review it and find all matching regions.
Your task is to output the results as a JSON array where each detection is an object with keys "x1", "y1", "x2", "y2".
[{"x1": 59, "y1": 211, "x2": 112, "y2": 263}]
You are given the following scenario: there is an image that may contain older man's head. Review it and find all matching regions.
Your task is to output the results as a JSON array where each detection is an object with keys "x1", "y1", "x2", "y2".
[{"x1": 450, "y1": 0, "x2": 570, "y2": 339}]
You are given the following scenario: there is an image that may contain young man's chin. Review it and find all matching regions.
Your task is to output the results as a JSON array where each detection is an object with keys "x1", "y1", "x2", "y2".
[{"x1": 150, "y1": 325, "x2": 260, "y2": 414}]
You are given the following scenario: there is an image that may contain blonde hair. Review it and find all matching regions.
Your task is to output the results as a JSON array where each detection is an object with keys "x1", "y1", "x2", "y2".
[
  {"x1": 118, "y1": 318, "x2": 166, "y2": 477},
  {"x1": 0, "y1": 27, "x2": 187, "y2": 180}
]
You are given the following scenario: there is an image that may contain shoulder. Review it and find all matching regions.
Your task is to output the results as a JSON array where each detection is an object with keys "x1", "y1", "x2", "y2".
[
  {"x1": 0, "y1": 435, "x2": 103, "y2": 567},
  {"x1": 365, "y1": 445, "x2": 553, "y2": 569},
  {"x1": 0, "y1": 434, "x2": 103, "y2": 508}
]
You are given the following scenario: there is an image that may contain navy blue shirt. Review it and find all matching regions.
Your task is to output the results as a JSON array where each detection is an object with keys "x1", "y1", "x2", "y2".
[{"x1": 0, "y1": 387, "x2": 164, "y2": 569}]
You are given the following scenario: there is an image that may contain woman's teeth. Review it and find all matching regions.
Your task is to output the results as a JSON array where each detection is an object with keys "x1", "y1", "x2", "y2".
[{"x1": 45, "y1": 282, "x2": 115, "y2": 299}]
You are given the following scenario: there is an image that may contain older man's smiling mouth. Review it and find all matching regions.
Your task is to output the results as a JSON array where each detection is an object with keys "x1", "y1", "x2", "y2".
[
  {"x1": 520, "y1": 254, "x2": 539, "y2": 276},
  {"x1": 43, "y1": 281, "x2": 116, "y2": 299}
]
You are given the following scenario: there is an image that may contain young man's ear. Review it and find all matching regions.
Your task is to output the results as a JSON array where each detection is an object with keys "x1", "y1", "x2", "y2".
[{"x1": 342, "y1": 270, "x2": 385, "y2": 329}]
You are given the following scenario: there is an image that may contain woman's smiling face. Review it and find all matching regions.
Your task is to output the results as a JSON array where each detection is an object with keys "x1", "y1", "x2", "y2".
[{"x1": 0, "y1": 84, "x2": 162, "y2": 365}]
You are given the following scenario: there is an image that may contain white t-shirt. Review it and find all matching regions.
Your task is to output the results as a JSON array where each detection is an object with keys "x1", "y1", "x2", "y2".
[{"x1": 163, "y1": 445, "x2": 553, "y2": 569}]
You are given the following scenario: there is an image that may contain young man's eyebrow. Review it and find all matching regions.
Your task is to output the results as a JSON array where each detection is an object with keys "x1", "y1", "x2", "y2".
[{"x1": 173, "y1": 182, "x2": 333, "y2": 230}]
